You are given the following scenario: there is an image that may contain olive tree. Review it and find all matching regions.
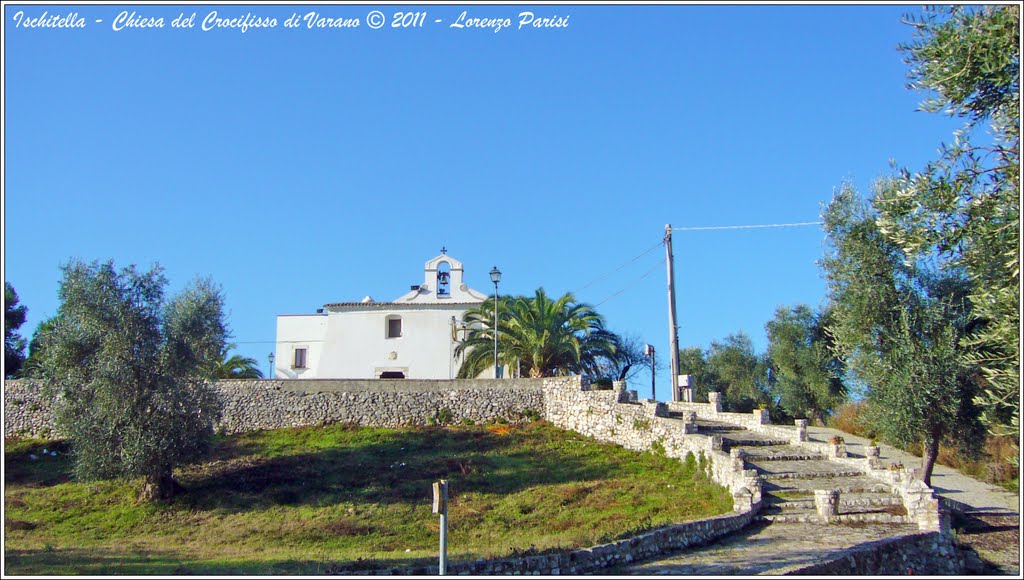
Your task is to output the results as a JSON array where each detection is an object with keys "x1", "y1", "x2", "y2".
[
  {"x1": 823, "y1": 184, "x2": 984, "y2": 485},
  {"x1": 36, "y1": 260, "x2": 227, "y2": 501},
  {"x1": 877, "y1": 5, "x2": 1019, "y2": 456},
  {"x1": 766, "y1": 304, "x2": 847, "y2": 425}
]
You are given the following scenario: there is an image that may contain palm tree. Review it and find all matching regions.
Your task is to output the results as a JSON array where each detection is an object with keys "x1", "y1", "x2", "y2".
[
  {"x1": 455, "y1": 288, "x2": 619, "y2": 379},
  {"x1": 213, "y1": 343, "x2": 263, "y2": 379}
]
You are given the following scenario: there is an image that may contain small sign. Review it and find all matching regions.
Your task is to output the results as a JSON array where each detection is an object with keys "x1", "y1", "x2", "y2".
[{"x1": 432, "y1": 480, "x2": 448, "y2": 514}]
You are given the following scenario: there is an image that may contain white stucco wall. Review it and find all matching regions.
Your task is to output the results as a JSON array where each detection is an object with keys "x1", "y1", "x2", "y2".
[
  {"x1": 274, "y1": 314, "x2": 327, "y2": 379},
  {"x1": 312, "y1": 304, "x2": 472, "y2": 379}
]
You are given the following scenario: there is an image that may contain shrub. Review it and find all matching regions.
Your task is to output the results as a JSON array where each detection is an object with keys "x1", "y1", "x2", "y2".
[
  {"x1": 591, "y1": 378, "x2": 613, "y2": 390},
  {"x1": 827, "y1": 401, "x2": 874, "y2": 437},
  {"x1": 434, "y1": 408, "x2": 454, "y2": 425}
]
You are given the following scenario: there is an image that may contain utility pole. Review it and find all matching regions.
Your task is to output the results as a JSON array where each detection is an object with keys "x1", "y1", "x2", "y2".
[{"x1": 665, "y1": 224, "x2": 680, "y2": 402}]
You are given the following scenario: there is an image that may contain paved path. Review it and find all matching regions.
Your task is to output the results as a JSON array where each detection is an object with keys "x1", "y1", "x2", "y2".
[{"x1": 618, "y1": 521, "x2": 919, "y2": 575}]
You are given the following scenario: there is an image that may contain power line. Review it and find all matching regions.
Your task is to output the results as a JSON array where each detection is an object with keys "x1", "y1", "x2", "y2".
[
  {"x1": 672, "y1": 221, "x2": 822, "y2": 231},
  {"x1": 572, "y1": 240, "x2": 664, "y2": 294},
  {"x1": 593, "y1": 256, "x2": 663, "y2": 307}
]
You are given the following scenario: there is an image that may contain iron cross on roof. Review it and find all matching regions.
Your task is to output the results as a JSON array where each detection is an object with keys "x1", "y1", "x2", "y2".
[{"x1": 440, "y1": 246, "x2": 447, "y2": 255}]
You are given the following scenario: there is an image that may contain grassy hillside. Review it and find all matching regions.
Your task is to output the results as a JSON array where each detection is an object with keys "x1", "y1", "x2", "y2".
[{"x1": 4, "y1": 421, "x2": 732, "y2": 575}]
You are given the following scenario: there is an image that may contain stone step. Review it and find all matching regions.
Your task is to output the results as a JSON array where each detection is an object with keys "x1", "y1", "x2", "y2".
[
  {"x1": 748, "y1": 459, "x2": 866, "y2": 479},
  {"x1": 762, "y1": 500, "x2": 906, "y2": 515},
  {"x1": 720, "y1": 438, "x2": 791, "y2": 449},
  {"x1": 756, "y1": 513, "x2": 912, "y2": 525},
  {"x1": 693, "y1": 421, "x2": 747, "y2": 432},
  {"x1": 762, "y1": 469, "x2": 867, "y2": 482},
  {"x1": 741, "y1": 449, "x2": 825, "y2": 462},
  {"x1": 764, "y1": 494, "x2": 902, "y2": 509},
  {"x1": 762, "y1": 477, "x2": 894, "y2": 495}
]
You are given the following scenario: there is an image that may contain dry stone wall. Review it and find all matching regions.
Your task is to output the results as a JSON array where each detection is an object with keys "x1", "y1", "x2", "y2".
[
  {"x1": 3, "y1": 378, "x2": 544, "y2": 438},
  {"x1": 4, "y1": 379, "x2": 53, "y2": 438},
  {"x1": 215, "y1": 378, "x2": 544, "y2": 433}
]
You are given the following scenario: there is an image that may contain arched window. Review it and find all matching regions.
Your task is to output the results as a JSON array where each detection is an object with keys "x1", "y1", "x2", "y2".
[
  {"x1": 386, "y1": 315, "x2": 403, "y2": 339},
  {"x1": 437, "y1": 261, "x2": 451, "y2": 297}
]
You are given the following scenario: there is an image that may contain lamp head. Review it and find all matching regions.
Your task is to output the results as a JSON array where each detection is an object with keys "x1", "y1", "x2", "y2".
[{"x1": 489, "y1": 266, "x2": 502, "y2": 284}]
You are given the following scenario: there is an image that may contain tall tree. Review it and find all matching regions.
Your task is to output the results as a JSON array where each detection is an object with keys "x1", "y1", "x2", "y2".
[
  {"x1": 5, "y1": 282, "x2": 29, "y2": 378},
  {"x1": 875, "y1": 5, "x2": 1019, "y2": 457},
  {"x1": 21, "y1": 317, "x2": 56, "y2": 378},
  {"x1": 678, "y1": 346, "x2": 717, "y2": 403},
  {"x1": 766, "y1": 304, "x2": 847, "y2": 425},
  {"x1": 822, "y1": 184, "x2": 984, "y2": 485},
  {"x1": 705, "y1": 332, "x2": 770, "y2": 413},
  {"x1": 36, "y1": 260, "x2": 227, "y2": 501},
  {"x1": 455, "y1": 288, "x2": 618, "y2": 379}
]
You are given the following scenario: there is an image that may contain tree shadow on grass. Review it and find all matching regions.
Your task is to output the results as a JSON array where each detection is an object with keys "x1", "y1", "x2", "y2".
[
  {"x1": 3, "y1": 440, "x2": 73, "y2": 486},
  {"x1": 3, "y1": 546, "x2": 351, "y2": 576},
  {"x1": 174, "y1": 426, "x2": 623, "y2": 512}
]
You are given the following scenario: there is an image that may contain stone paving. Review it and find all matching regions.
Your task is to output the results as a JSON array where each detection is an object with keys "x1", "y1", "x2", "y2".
[
  {"x1": 617, "y1": 521, "x2": 920, "y2": 575},
  {"x1": 621, "y1": 416, "x2": 1020, "y2": 575}
]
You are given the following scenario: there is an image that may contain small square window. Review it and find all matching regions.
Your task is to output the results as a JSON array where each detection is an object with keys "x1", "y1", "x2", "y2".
[
  {"x1": 387, "y1": 318, "x2": 403, "y2": 339},
  {"x1": 293, "y1": 348, "x2": 307, "y2": 369}
]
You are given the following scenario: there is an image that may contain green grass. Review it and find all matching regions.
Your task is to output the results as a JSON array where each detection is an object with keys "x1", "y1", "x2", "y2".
[{"x1": 4, "y1": 421, "x2": 732, "y2": 575}]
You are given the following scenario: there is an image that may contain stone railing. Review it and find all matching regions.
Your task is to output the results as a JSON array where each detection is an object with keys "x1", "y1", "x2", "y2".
[
  {"x1": 543, "y1": 379, "x2": 763, "y2": 512},
  {"x1": 660, "y1": 389, "x2": 949, "y2": 533},
  {"x1": 665, "y1": 394, "x2": 773, "y2": 431}
]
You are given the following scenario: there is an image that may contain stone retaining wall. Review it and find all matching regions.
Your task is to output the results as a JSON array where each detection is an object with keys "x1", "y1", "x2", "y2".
[
  {"x1": 337, "y1": 510, "x2": 756, "y2": 576},
  {"x1": 215, "y1": 378, "x2": 544, "y2": 433},
  {"x1": 782, "y1": 531, "x2": 967, "y2": 575},
  {"x1": 4, "y1": 380, "x2": 54, "y2": 438},
  {"x1": 3, "y1": 378, "x2": 545, "y2": 438}
]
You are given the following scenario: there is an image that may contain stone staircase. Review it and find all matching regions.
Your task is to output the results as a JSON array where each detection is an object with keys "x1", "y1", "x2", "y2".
[{"x1": 693, "y1": 419, "x2": 911, "y2": 525}]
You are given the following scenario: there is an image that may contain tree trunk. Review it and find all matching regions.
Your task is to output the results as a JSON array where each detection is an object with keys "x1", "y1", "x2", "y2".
[
  {"x1": 138, "y1": 466, "x2": 184, "y2": 502},
  {"x1": 813, "y1": 409, "x2": 825, "y2": 427},
  {"x1": 920, "y1": 429, "x2": 941, "y2": 487}
]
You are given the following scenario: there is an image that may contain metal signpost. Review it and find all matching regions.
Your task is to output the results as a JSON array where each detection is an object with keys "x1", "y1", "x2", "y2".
[
  {"x1": 432, "y1": 480, "x2": 449, "y2": 575},
  {"x1": 644, "y1": 343, "x2": 656, "y2": 401}
]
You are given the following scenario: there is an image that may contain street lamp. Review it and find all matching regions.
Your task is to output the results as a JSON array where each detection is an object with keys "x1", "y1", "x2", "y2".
[
  {"x1": 489, "y1": 266, "x2": 501, "y2": 378},
  {"x1": 644, "y1": 343, "x2": 655, "y2": 401},
  {"x1": 268, "y1": 352, "x2": 275, "y2": 379}
]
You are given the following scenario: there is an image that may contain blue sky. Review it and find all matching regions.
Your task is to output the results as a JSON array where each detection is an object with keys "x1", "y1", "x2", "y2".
[{"x1": 4, "y1": 3, "x2": 962, "y2": 398}]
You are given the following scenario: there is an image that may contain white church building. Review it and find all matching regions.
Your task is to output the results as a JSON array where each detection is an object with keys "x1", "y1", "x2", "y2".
[{"x1": 273, "y1": 251, "x2": 494, "y2": 379}]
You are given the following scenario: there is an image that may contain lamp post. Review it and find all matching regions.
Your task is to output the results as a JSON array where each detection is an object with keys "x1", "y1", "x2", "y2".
[
  {"x1": 489, "y1": 266, "x2": 501, "y2": 379},
  {"x1": 268, "y1": 352, "x2": 275, "y2": 379},
  {"x1": 644, "y1": 343, "x2": 655, "y2": 401}
]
